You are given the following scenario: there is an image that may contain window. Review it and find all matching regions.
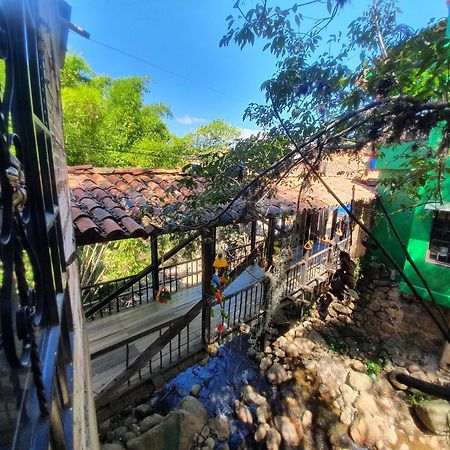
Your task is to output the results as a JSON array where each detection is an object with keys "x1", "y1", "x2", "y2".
[{"x1": 428, "y1": 211, "x2": 450, "y2": 266}]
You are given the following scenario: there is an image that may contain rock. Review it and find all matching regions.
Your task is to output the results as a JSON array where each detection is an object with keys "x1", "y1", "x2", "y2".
[
  {"x1": 123, "y1": 432, "x2": 136, "y2": 442},
  {"x1": 254, "y1": 423, "x2": 270, "y2": 443},
  {"x1": 349, "y1": 411, "x2": 382, "y2": 447},
  {"x1": 347, "y1": 371, "x2": 373, "y2": 392},
  {"x1": 354, "y1": 392, "x2": 379, "y2": 416},
  {"x1": 266, "y1": 428, "x2": 282, "y2": 450},
  {"x1": 105, "y1": 430, "x2": 115, "y2": 443},
  {"x1": 98, "y1": 419, "x2": 111, "y2": 438},
  {"x1": 247, "y1": 348, "x2": 257, "y2": 358},
  {"x1": 274, "y1": 415, "x2": 300, "y2": 446},
  {"x1": 217, "y1": 444, "x2": 230, "y2": 450},
  {"x1": 205, "y1": 437, "x2": 215, "y2": 449},
  {"x1": 266, "y1": 363, "x2": 289, "y2": 385},
  {"x1": 190, "y1": 384, "x2": 202, "y2": 397},
  {"x1": 127, "y1": 403, "x2": 207, "y2": 450},
  {"x1": 113, "y1": 426, "x2": 128, "y2": 440},
  {"x1": 264, "y1": 346, "x2": 273, "y2": 354},
  {"x1": 274, "y1": 348, "x2": 285, "y2": 358},
  {"x1": 277, "y1": 336, "x2": 288, "y2": 351},
  {"x1": 178, "y1": 396, "x2": 208, "y2": 424},
  {"x1": 241, "y1": 385, "x2": 267, "y2": 405},
  {"x1": 101, "y1": 444, "x2": 124, "y2": 450},
  {"x1": 260, "y1": 356, "x2": 273, "y2": 372},
  {"x1": 340, "y1": 407, "x2": 354, "y2": 426},
  {"x1": 234, "y1": 400, "x2": 253, "y2": 424},
  {"x1": 211, "y1": 415, "x2": 230, "y2": 441},
  {"x1": 285, "y1": 343, "x2": 301, "y2": 357},
  {"x1": 351, "y1": 360, "x2": 366, "y2": 373},
  {"x1": 301, "y1": 410, "x2": 312, "y2": 429},
  {"x1": 256, "y1": 404, "x2": 271, "y2": 424},
  {"x1": 134, "y1": 403, "x2": 151, "y2": 420},
  {"x1": 415, "y1": 399, "x2": 450, "y2": 435},
  {"x1": 339, "y1": 384, "x2": 357, "y2": 405},
  {"x1": 139, "y1": 414, "x2": 163, "y2": 433}
]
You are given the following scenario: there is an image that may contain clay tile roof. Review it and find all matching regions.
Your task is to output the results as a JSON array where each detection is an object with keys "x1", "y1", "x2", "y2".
[
  {"x1": 68, "y1": 166, "x2": 211, "y2": 245},
  {"x1": 68, "y1": 158, "x2": 376, "y2": 245}
]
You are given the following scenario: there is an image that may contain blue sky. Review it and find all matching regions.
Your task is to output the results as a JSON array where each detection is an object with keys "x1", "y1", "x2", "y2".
[{"x1": 68, "y1": 1, "x2": 448, "y2": 137}]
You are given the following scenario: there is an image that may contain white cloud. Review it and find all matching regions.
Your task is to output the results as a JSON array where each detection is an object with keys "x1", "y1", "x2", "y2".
[
  {"x1": 176, "y1": 114, "x2": 207, "y2": 125},
  {"x1": 238, "y1": 128, "x2": 261, "y2": 139}
]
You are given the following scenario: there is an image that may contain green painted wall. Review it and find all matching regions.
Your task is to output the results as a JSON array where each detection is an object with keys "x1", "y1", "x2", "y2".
[{"x1": 372, "y1": 128, "x2": 450, "y2": 307}]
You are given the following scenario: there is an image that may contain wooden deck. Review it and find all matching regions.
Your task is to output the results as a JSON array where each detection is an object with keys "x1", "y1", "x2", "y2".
[{"x1": 87, "y1": 265, "x2": 265, "y2": 393}]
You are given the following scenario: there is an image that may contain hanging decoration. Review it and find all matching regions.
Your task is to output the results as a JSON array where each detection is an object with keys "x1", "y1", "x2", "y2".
[
  {"x1": 321, "y1": 235, "x2": 331, "y2": 244},
  {"x1": 213, "y1": 252, "x2": 228, "y2": 269},
  {"x1": 304, "y1": 240, "x2": 313, "y2": 251},
  {"x1": 156, "y1": 286, "x2": 171, "y2": 304}
]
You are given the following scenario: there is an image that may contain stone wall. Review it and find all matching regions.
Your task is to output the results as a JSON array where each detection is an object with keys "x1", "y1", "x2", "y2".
[{"x1": 301, "y1": 261, "x2": 450, "y2": 378}]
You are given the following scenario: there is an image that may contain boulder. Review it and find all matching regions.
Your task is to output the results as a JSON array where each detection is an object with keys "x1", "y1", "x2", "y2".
[
  {"x1": 265, "y1": 428, "x2": 282, "y2": 450},
  {"x1": 415, "y1": 399, "x2": 450, "y2": 435},
  {"x1": 241, "y1": 385, "x2": 267, "y2": 406},
  {"x1": 347, "y1": 371, "x2": 373, "y2": 392},
  {"x1": 234, "y1": 400, "x2": 253, "y2": 424},
  {"x1": 350, "y1": 360, "x2": 366, "y2": 373},
  {"x1": 260, "y1": 356, "x2": 273, "y2": 372},
  {"x1": 254, "y1": 423, "x2": 270, "y2": 443},
  {"x1": 211, "y1": 415, "x2": 230, "y2": 441},
  {"x1": 139, "y1": 414, "x2": 163, "y2": 433},
  {"x1": 301, "y1": 410, "x2": 312, "y2": 429},
  {"x1": 349, "y1": 412, "x2": 382, "y2": 447},
  {"x1": 135, "y1": 403, "x2": 152, "y2": 420},
  {"x1": 339, "y1": 384, "x2": 357, "y2": 405},
  {"x1": 101, "y1": 444, "x2": 124, "y2": 450},
  {"x1": 190, "y1": 384, "x2": 202, "y2": 397},
  {"x1": 354, "y1": 392, "x2": 379, "y2": 416},
  {"x1": 266, "y1": 363, "x2": 289, "y2": 385},
  {"x1": 273, "y1": 415, "x2": 300, "y2": 446},
  {"x1": 256, "y1": 404, "x2": 271, "y2": 424},
  {"x1": 204, "y1": 437, "x2": 215, "y2": 449},
  {"x1": 127, "y1": 397, "x2": 207, "y2": 450},
  {"x1": 113, "y1": 426, "x2": 127, "y2": 440}
]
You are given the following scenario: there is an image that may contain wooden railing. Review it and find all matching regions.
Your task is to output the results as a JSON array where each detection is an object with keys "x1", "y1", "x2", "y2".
[{"x1": 82, "y1": 240, "x2": 263, "y2": 319}]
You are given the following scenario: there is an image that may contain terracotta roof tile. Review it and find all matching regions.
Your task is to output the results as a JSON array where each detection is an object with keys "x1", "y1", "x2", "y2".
[
  {"x1": 101, "y1": 217, "x2": 125, "y2": 238},
  {"x1": 68, "y1": 159, "x2": 376, "y2": 245}
]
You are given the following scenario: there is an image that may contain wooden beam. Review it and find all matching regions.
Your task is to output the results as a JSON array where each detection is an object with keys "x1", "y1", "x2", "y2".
[
  {"x1": 250, "y1": 220, "x2": 257, "y2": 251},
  {"x1": 201, "y1": 227, "x2": 215, "y2": 347},
  {"x1": 266, "y1": 215, "x2": 276, "y2": 268},
  {"x1": 150, "y1": 234, "x2": 159, "y2": 299}
]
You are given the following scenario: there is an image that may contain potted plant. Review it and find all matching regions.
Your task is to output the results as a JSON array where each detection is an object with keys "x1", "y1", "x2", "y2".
[{"x1": 156, "y1": 286, "x2": 171, "y2": 304}]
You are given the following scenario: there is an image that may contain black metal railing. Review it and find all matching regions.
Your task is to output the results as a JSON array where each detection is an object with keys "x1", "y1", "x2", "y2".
[{"x1": 0, "y1": 2, "x2": 75, "y2": 448}]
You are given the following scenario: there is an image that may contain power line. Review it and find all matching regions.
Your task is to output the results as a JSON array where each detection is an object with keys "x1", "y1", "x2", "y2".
[{"x1": 69, "y1": 30, "x2": 240, "y2": 102}]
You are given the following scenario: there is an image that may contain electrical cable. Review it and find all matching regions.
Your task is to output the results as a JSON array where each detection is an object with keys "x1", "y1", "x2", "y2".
[{"x1": 69, "y1": 30, "x2": 241, "y2": 102}]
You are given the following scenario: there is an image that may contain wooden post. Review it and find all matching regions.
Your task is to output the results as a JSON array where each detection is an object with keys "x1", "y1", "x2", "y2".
[
  {"x1": 266, "y1": 215, "x2": 276, "y2": 269},
  {"x1": 151, "y1": 234, "x2": 159, "y2": 299},
  {"x1": 201, "y1": 227, "x2": 215, "y2": 347},
  {"x1": 250, "y1": 220, "x2": 257, "y2": 252}
]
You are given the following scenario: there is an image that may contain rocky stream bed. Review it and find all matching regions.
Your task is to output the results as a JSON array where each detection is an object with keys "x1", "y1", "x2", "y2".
[{"x1": 100, "y1": 272, "x2": 450, "y2": 450}]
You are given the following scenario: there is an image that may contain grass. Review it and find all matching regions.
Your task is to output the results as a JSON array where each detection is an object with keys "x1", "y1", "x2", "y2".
[
  {"x1": 327, "y1": 339, "x2": 349, "y2": 355},
  {"x1": 405, "y1": 391, "x2": 429, "y2": 407},
  {"x1": 366, "y1": 360, "x2": 382, "y2": 377}
]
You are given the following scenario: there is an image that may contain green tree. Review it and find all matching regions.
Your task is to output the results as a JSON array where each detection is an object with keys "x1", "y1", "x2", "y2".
[
  {"x1": 61, "y1": 53, "x2": 189, "y2": 168},
  {"x1": 215, "y1": 0, "x2": 450, "y2": 202}
]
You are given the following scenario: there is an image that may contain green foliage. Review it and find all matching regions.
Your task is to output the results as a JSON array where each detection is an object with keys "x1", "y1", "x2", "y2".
[
  {"x1": 216, "y1": 0, "x2": 450, "y2": 209},
  {"x1": 327, "y1": 339, "x2": 349, "y2": 355},
  {"x1": 366, "y1": 360, "x2": 382, "y2": 377},
  {"x1": 405, "y1": 391, "x2": 429, "y2": 407},
  {"x1": 61, "y1": 53, "x2": 189, "y2": 168}
]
